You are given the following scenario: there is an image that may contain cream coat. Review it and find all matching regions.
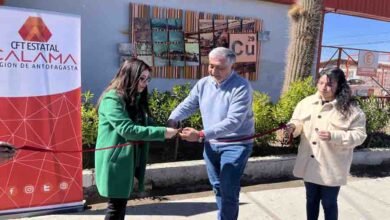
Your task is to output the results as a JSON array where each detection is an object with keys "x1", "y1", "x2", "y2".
[{"x1": 289, "y1": 93, "x2": 367, "y2": 186}]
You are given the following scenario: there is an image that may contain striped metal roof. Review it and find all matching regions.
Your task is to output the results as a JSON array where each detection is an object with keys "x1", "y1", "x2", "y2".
[{"x1": 265, "y1": 0, "x2": 390, "y2": 21}]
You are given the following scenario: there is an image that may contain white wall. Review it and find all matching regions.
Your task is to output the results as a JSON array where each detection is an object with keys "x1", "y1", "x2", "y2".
[{"x1": 5, "y1": 0, "x2": 290, "y2": 102}]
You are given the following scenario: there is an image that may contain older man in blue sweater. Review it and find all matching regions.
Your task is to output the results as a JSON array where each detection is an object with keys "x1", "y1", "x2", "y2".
[{"x1": 168, "y1": 47, "x2": 254, "y2": 220}]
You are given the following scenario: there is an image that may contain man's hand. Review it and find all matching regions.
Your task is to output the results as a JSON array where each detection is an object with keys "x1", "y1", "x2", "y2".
[
  {"x1": 166, "y1": 119, "x2": 178, "y2": 129},
  {"x1": 179, "y1": 127, "x2": 200, "y2": 142},
  {"x1": 0, "y1": 142, "x2": 16, "y2": 163}
]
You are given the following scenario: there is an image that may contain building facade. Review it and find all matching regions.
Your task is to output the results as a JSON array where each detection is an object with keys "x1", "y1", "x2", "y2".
[{"x1": 4, "y1": 0, "x2": 293, "y2": 102}]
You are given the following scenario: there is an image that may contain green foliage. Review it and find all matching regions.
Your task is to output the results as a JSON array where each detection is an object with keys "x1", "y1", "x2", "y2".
[
  {"x1": 148, "y1": 89, "x2": 173, "y2": 126},
  {"x1": 81, "y1": 90, "x2": 98, "y2": 147},
  {"x1": 358, "y1": 96, "x2": 390, "y2": 134},
  {"x1": 81, "y1": 91, "x2": 99, "y2": 169},
  {"x1": 362, "y1": 132, "x2": 390, "y2": 148},
  {"x1": 148, "y1": 83, "x2": 202, "y2": 129},
  {"x1": 171, "y1": 83, "x2": 202, "y2": 129},
  {"x1": 357, "y1": 96, "x2": 390, "y2": 148},
  {"x1": 252, "y1": 91, "x2": 278, "y2": 146},
  {"x1": 273, "y1": 76, "x2": 316, "y2": 124}
]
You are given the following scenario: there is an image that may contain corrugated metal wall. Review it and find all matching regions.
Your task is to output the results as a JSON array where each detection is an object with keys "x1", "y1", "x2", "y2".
[
  {"x1": 324, "y1": 0, "x2": 390, "y2": 21},
  {"x1": 267, "y1": 0, "x2": 390, "y2": 21}
]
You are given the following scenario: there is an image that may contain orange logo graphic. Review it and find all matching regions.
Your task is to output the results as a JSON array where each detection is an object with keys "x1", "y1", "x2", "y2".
[{"x1": 18, "y1": 17, "x2": 52, "y2": 42}]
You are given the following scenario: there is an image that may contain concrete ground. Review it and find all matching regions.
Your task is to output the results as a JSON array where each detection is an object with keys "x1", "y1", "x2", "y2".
[{"x1": 10, "y1": 175, "x2": 390, "y2": 220}]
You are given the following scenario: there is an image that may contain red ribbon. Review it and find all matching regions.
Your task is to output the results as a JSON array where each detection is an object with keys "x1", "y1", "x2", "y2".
[
  {"x1": 216, "y1": 123, "x2": 289, "y2": 143},
  {"x1": 16, "y1": 141, "x2": 144, "y2": 153},
  {"x1": 10, "y1": 123, "x2": 291, "y2": 154}
]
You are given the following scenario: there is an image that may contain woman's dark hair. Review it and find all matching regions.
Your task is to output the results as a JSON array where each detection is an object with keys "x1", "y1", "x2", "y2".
[
  {"x1": 317, "y1": 67, "x2": 356, "y2": 119},
  {"x1": 97, "y1": 58, "x2": 151, "y2": 120}
]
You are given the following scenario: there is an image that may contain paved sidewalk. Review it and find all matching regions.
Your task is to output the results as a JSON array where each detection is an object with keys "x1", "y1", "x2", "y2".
[{"x1": 11, "y1": 176, "x2": 390, "y2": 220}]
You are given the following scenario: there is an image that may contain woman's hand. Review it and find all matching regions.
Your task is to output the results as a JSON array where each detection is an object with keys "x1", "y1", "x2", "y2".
[
  {"x1": 279, "y1": 123, "x2": 296, "y2": 145},
  {"x1": 165, "y1": 127, "x2": 178, "y2": 139},
  {"x1": 285, "y1": 123, "x2": 296, "y2": 136},
  {"x1": 317, "y1": 130, "x2": 331, "y2": 141}
]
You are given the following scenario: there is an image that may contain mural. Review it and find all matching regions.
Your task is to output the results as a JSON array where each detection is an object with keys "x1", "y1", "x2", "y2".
[{"x1": 130, "y1": 4, "x2": 262, "y2": 80}]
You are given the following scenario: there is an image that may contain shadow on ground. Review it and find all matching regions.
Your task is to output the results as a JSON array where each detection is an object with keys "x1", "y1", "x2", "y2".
[
  {"x1": 350, "y1": 161, "x2": 390, "y2": 178},
  {"x1": 81, "y1": 202, "x2": 247, "y2": 217}
]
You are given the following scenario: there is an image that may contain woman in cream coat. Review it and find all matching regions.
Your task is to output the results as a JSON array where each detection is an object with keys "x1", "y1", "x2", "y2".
[{"x1": 287, "y1": 67, "x2": 367, "y2": 220}]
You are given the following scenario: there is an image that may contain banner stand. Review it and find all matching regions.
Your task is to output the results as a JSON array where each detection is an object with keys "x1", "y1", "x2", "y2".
[
  {"x1": 0, "y1": 6, "x2": 83, "y2": 217},
  {"x1": 0, "y1": 202, "x2": 84, "y2": 220}
]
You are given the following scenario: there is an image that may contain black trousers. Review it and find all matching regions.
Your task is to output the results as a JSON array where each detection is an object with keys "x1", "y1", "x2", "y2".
[
  {"x1": 304, "y1": 182, "x2": 340, "y2": 220},
  {"x1": 105, "y1": 198, "x2": 128, "y2": 220}
]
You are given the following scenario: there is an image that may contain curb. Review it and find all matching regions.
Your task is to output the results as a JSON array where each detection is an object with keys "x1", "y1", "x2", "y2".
[{"x1": 82, "y1": 148, "x2": 390, "y2": 188}]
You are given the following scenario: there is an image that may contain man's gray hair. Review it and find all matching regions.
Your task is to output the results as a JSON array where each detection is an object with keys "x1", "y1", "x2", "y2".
[{"x1": 209, "y1": 47, "x2": 236, "y2": 65}]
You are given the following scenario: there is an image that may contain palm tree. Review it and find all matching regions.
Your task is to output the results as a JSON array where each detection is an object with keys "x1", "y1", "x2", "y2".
[{"x1": 281, "y1": 0, "x2": 324, "y2": 93}]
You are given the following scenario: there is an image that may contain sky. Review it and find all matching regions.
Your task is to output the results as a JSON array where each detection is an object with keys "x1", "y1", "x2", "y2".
[{"x1": 321, "y1": 13, "x2": 390, "y2": 63}]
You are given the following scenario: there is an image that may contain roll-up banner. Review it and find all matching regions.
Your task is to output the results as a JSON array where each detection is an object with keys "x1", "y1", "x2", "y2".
[{"x1": 0, "y1": 6, "x2": 83, "y2": 217}]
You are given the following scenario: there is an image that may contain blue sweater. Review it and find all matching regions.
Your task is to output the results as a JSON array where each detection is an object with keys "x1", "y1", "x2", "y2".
[{"x1": 169, "y1": 72, "x2": 254, "y2": 145}]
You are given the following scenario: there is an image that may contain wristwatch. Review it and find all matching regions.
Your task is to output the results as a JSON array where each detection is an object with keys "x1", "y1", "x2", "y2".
[{"x1": 198, "y1": 130, "x2": 205, "y2": 143}]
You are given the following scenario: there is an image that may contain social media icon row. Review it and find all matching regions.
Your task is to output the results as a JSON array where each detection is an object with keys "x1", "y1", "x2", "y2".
[{"x1": 7, "y1": 182, "x2": 69, "y2": 196}]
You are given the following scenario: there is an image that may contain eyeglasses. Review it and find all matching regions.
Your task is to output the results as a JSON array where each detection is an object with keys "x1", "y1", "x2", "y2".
[{"x1": 139, "y1": 76, "x2": 151, "y2": 83}]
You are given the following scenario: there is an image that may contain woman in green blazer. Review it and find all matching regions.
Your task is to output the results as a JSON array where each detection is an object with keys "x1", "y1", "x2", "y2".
[{"x1": 95, "y1": 58, "x2": 178, "y2": 220}]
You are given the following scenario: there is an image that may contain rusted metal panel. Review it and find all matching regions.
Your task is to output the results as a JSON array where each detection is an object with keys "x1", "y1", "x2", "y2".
[
  {"x1": 324, "y1": 0, "x2": 390, "y2": 21},
  {"x1": 324, "y1": 0, "x2": 338, "y2": 8},
  {"x1": 266, "y1": 0, "x2": 390, "y2": 21}
]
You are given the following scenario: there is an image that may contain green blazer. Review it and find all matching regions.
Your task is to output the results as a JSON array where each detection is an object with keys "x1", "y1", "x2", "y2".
[{"x1": 95, "y1": 90, "x2": 166, "y2": 198}]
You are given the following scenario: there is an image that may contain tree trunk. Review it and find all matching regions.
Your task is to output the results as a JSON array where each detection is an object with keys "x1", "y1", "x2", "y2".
[{"x1": 282, "y1": 0, "x2": 324, "y2": 94}]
